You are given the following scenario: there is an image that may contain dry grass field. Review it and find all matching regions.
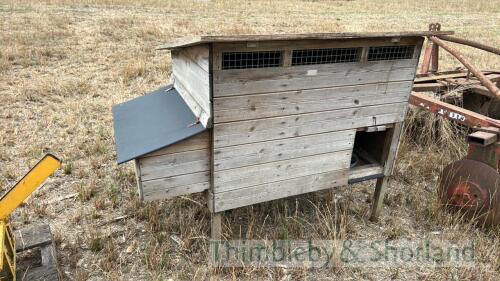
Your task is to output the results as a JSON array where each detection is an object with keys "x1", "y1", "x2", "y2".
[{"x1": 0, "y1": 0, "x2": 499, "y2": 280}]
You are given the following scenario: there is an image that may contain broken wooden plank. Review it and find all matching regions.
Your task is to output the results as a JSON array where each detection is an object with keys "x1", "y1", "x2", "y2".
[
  {"x1": 15, "y1": 224, "x2": 52, "y2": 252},
  {"x1": 15, "y1": 224, "x2": 61, "y2": 281}
]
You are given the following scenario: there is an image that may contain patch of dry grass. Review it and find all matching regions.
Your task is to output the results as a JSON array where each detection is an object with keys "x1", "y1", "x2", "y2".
[{"x1": 0, "y1": 0, "x2": 499, "y2": 280}]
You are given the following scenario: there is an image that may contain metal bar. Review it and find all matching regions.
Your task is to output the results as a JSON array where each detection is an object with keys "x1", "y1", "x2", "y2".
[
  {"x1": 438, "y1": 35, "x2": 500, "y2": 55},
  {"x1": 0, "y1": 154, "x2": 61, "y2": 220},
  {"x1": 409, "y1": 92, "x2": 500, "y2": 128},
  {"x1": 428, "y1": 36, "x2": 500, "y2": 99},
  {"x1": 430, "y1": 41, "x2": 439, "y2": 72}
]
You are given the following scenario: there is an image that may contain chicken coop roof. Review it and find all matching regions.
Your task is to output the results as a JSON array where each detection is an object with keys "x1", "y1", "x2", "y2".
[
  {"x1": 157, "y1": 31, "x2": 454, "y2": 50},
  {"x1": 112, "y1": 86, "x2": 206, "y2": 164}
]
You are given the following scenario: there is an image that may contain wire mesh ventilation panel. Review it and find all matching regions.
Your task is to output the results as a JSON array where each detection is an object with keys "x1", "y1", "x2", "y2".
[
  {"x1": 367, "y1": 45, "x2": 415, "y2": 61},
  {"x1": 291, "y1": 48, "x2": 361, "y2": 66},
  {"x1": 222, "y1": 51, "x2": 282, "y2": 70}
]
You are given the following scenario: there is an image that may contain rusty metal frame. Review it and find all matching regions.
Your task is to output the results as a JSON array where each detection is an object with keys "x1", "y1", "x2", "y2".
[
  {"x1": 414, "y1": 24, "x2": 500, "y2": 227},
  {"x1": 438, "y1": 35, "x2": 500, "y2": 56},
  {"x1": 428, "y1": 36, "x2": 500, "y2": 99},
  {"x1": 420, "y1": 23, "x2": 500, "y2": 98},
  {"x1": 409, "y1": 92, "x2": 500, "y2": 128}
]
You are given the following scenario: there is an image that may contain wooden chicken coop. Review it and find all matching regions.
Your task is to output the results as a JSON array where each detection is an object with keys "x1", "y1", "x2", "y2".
[{"x1": 112, "y1": 30, "x2": 452, "y2": 239}]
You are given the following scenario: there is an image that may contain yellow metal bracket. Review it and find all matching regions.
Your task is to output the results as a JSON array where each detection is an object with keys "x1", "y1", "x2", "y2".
[
  {"x1": 0, "y1": 154, "x2": 61, "y2": 220},
  {"x1": 0, "y1": 222, "x2": 15, "y2": 281},
  {"x1": 0, "y1": 154, "x2": 61, "y2": 281}
]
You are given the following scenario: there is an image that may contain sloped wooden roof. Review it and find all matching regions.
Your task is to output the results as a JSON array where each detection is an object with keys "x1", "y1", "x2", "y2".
[{"x1": 158, "y1": 31, "x2": 453, "y2": 50}]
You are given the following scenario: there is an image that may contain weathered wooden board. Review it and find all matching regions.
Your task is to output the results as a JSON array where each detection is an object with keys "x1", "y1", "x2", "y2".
[
  {"x1": 135, "y1": 159, "x2": 143, "y2": 199},
  {"x1": 175, "y1": 44, "x2": 210, "y2": 72},
  {"x1": 214, "y1": 169, "x2": 348, "y2": 212},
  {"x1": 171, "y1": 45, "x2": 211, "y2": 126},
  {"x1": 15, "y1": 224, "x2": 52, "y2": 252},
  {"x1": 214, "y1": 150, "x2": 351, "y2": 193},
  {"x1": 173, "y1": 73, "x2": 211, "y2": 127},
  {"x1": 15, "y1": 224, "x2": 61, "y2": 281},
  {"x1": 213, "y1": 81, "x2": 413, "y2": 123},
  {"x1": 160, "y1": 32, "x2": 441, "y2": 50},
  {"x1": 172, "y1": 49, "x2": 210, "y2": 101},
  {"x1": 382, "y1": 122, "x2": 404, "y2": 176},
  {"x1": 215, "y1": 59, "x2": 415, "y2": 84},
  {"x1": 139, "y1": 149, "x2": 209, "y2": 181},
  {"x1": 348, "y1": 164, "x2": 384, "y2": 182},
  {"x1": 214, "y1": 102, "x2": 407, "y2": 148},
  {"x1": 213, "y1": 60, "x2": 417, "y2": 97},
  {"x1": 212, "y1": 37, "x2": 422, "y2": 53},
  {"x1": 143, "y1": 131, "x2": 209, "y2": 157},
  {"x1": 141, "y1": 171, "x2": 210, "y2": 201},
  {"x1": 214, "y1": 129, "x2": 355, "y2": 171},
  {"x1": 137, "y1": 132, "x2": 210, "y2": 200}
]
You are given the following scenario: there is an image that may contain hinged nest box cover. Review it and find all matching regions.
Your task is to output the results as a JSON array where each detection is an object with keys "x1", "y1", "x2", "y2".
[{"x1": 112, "y1": 86, "x2": 206, "y2": 164}]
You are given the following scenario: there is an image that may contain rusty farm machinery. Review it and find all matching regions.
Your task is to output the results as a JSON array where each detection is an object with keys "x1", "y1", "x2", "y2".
[{"x1": 411, "y1": 24, "x2": 500, "y2": 227}]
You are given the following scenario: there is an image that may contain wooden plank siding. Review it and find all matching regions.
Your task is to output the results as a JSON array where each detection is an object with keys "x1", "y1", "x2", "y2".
[
  {"x1": 214, "y1": 169, "x2": 348, "y2": 212},
  {"x1": 141, "y1": 172, "x2": 210, "y2": 201},
  {"x1": 213, "y1": 81, "x2": 413, "y2": 123},
  {"x1": 214, "y1": 129, "x2": 354, "y2": 171},
  {"x1": 208, "y1": 38, "x2": 421, "y2": 211},
  {"x1": 143, "y1": 131, "x2": 210, "y2": 157},
  {"x1": 171, "y1": 44, "x2": 211, "y2": 127},
  {"x1": 213, "y1": 59, "x2": 417, "y2": 97},
  {"x1": 213, "y1": 102, "x2": 408, "y2": 148},
  {"x1": 214, "y1": 149, "x2": 351, "y2": 193},
  {"x1": 137, "y1": 132, "x2": 210, "y2": 201}
]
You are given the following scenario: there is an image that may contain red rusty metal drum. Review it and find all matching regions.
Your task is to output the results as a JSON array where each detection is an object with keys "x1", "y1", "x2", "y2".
[{"x1": 439, "y1": 159, "x2": 500, "y2": 226}]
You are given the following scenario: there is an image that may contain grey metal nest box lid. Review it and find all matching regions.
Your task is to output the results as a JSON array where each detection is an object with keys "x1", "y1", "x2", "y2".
[{"x1": 112, "y1": 86, "x2": 206, "y2": 164}]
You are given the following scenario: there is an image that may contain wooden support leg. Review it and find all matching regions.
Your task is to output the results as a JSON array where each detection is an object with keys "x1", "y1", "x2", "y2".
[
  {"x1": 370, "y1": 122, "x2": 403, "y2": 221},
  {"x1": 370, "y1": 176, "x2": 389, "y2": 221},
  {"x1": 211, "y1": 212, "x2": 222, "y2": 241},
  {"x1": 209, "y1": 212, "x2": 222, "y2": 267}
]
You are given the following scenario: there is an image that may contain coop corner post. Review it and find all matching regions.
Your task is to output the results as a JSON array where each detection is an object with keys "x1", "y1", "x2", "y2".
[
  {"x1": 210, "y1": 212, "x2": 222, "y2": 241},
  {"x1": 370, "y1": 122, "x2": 403, "y2": 221},
  {"x1": 209, "y1": 212, "x2": 223, "y2": 266},
  {"x1": 370, "y1": 177, "x2": 390, "y2": 221},
  {"x1": 208, "y1": 188, "x2": 222, "y2": 242}
]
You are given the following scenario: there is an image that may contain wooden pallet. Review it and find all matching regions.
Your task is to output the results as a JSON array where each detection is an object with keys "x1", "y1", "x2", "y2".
[{"x1": 14, "y1": 224, "x2": 60, "y2": 281}]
